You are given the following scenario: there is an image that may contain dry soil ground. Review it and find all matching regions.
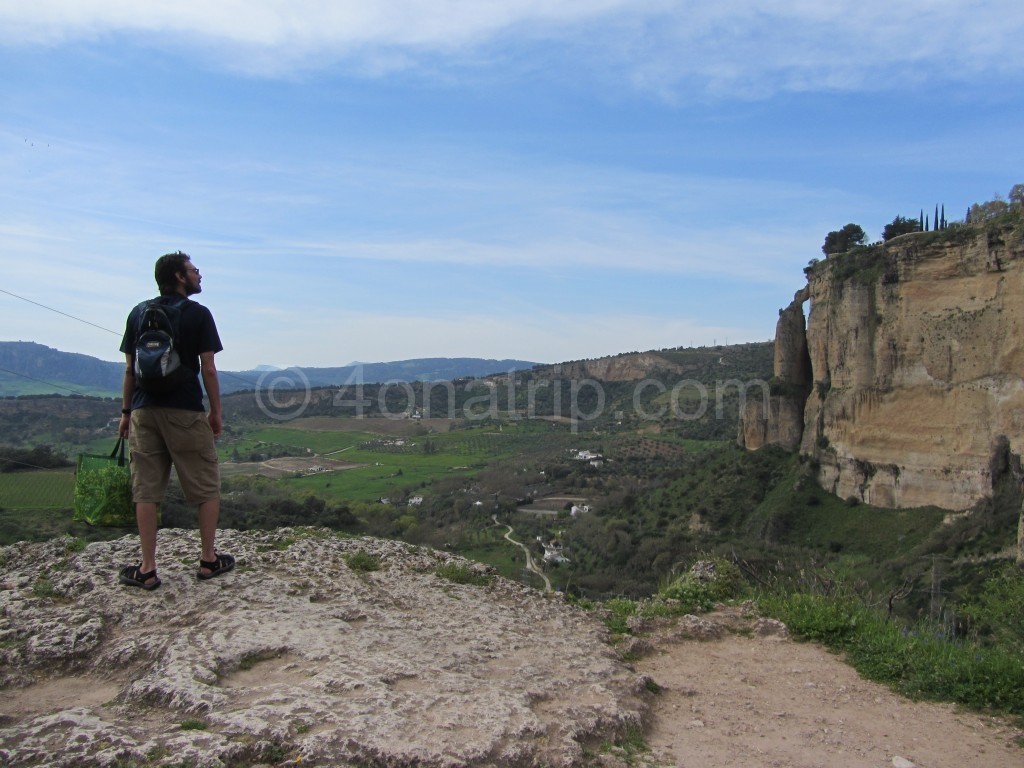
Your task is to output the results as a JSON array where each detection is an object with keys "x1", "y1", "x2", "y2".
[{"x1": 632, "y1": 610, "x2": 1023, "y2": 768}]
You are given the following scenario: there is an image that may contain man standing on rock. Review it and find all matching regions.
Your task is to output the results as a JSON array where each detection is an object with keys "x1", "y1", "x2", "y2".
[{"x1": 117, "y1": 251, "x2": 233, "y2": 590}]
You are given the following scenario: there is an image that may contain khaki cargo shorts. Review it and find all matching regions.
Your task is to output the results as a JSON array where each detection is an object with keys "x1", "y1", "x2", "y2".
[{"x1": 129, "y1": 407, "x2": 220, "y2": 504}]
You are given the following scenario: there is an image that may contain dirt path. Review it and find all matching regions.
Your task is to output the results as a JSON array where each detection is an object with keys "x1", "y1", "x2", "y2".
[
  {"x1": 493, "y1": 515, "x2": 553, "y2": 591},
  {"x1": 632, "y1": 611, "x2": 1023, "y2": 768}
]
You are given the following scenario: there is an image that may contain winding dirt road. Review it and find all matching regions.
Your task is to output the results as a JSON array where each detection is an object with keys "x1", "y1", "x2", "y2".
[{"x1": 493, "y1": 515, "x2": 553, "y2": 592}]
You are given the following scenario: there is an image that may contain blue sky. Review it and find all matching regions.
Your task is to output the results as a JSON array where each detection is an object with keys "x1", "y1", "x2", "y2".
[{"x1": 2, "y1": 1, "x2": 1023, "y2": 371}]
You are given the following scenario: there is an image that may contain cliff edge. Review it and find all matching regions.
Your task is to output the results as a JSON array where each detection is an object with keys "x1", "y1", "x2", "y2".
[
  {"x1": 741, "y1": 212, "x2": 1024, "y2": 514},
  {"x1": 0, "y1": 530, "x2": 648, "y2": 767},
  {"x1": 3, "y1": 532, "x2": 1023, "y2": 767}
]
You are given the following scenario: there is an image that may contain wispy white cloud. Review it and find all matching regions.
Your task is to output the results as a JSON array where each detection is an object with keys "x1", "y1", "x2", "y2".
[
  {"x1": 2, "y1": 2, "x2": 1018, "y2": 369},
  {"x1": 0, "y1": 1, "x2": 633, "y2": 54},
  {"x1": 1, "y1": 118, "x2": 828, "y2": 282},
  {"x1": 2, "y1": 1, "x2": 1021, "y2": 96}
]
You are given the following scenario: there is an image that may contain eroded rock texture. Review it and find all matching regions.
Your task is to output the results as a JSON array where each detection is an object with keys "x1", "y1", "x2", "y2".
[{"x1": 0, "y1": 530, "x2": 648, "y2": 767}]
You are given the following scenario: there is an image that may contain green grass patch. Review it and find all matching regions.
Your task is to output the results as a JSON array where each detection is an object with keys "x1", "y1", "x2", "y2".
[
  {"x1": 654, "y1": 558, "x2": 746, "y2": 612},
  {"x1": 0, "y1": 469, "x2": 75, "y2": 508},
  {"x1": 258, "y1": 536, "x2": 296, "y2": 551},
  {"x1": 749, "y1": 455, "x2": 947, "y2": 564},
  {"x1": 32, "y1": 576, "x2": 59, "y2": 599},
  {"x1": 961, "y1": 564, "x2": 1024, "y2": 656},
  {"x1": 435, "y1": 561, "x2": 494, "y2": 586},
  {"x1": 227, "y1": 421, "x2": 535, "y2": 503},
  {"x1": 598, "y1": 559, "x2": 747, "y2": 632},
  {"x1": 598, "y1": 722, "x2": 650, "y2": 764},
  {"x1": 286, "y1": 457, "x2": 475, "y2": 503},
  {"x1": 603, "y1": 597, "x2": 638, "y2": 635},
  {"x1": 453, "y1": 542, "x2": 522, "y2": 580},
  {"x1": 0, "y1": 373, "x2": 119, "y2": 399},
  {"x1": 344, "y1": 548, "x2": 382, "y2": 572},
  {"x1": 232, "y1": 426, "x2": 373, "y2": 456},
  {"x1": 758, "y1": 579, "x2": 1024, "y2": 716}
]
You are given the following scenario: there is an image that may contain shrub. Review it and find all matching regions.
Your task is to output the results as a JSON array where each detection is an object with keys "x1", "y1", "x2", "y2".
[
  {"x1": 960, "y1": 564, "x2": 1024, "y2": 655},
  {"x1": 657, "y1": 578, "x2": 715, "y2": 614},
  {"x1": 435, "y1": 562, "x2": 493, "y2": 586},
  {"x1": 758, "y1": 590, "x2": 867, "y2": 645},
  {"x1": 604, "y1": 597, "x2": 638, "y2": 634},
  {"x1": 32, "y1": 577, "x2": 59, "y2": 599},
  {"x1": 703, "y1": 558, "x2": 746, "y2": 601},
  {"x1": 344, "y1": 549, "x2": 381, "y2": 572},
  {"x1": 655, "y1": 557, "x2": 747, "y2": 614}
]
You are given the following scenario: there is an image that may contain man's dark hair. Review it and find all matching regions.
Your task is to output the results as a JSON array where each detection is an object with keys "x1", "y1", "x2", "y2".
[{"x1": 154, "y1": 251, "x2": 192, "y2": 292}]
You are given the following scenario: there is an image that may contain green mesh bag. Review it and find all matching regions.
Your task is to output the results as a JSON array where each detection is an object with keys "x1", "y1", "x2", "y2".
[{"x1": 73, "y1": 438, "x2": 135, "y2": 527}]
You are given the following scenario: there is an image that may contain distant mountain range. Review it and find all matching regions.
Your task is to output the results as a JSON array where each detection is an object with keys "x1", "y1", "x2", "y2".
[{"x1": 0, "y1": 342, "x2": 542, "y2": 398}]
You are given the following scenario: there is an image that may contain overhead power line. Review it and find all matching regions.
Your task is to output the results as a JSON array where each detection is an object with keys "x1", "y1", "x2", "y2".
[
  {"x1": 0, "y1": 366, "x2": 95, "y2": 397},
  {"x1": 1, "y1": 285, "x2": 262, "y2": 390},
  {"x1": 0, "y1": 287, "x2": 121, "y2": 336}
]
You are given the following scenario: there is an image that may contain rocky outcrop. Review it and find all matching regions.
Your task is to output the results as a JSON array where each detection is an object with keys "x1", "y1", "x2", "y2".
[
  {"x1": 542, "y1": 353, "x2": 688, "y2": 383},
  {"x1": 0, "y1": 530, "x2": 649, "y2": 767},
  {"x1": 738, "y1": 289, "x2": 811, "y2": 451},
  {"x1": 750, "y1": 213, "x2": 1024, "y2": 512}
]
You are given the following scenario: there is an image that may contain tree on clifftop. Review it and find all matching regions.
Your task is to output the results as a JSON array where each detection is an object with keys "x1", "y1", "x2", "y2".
[
  {"x1": 882, "y1": 215, "x2": 921, "y2": 242},
  {"x1": 822, "y1": 223, "x2": 867, "y2": 256},
  {"x1": 967, "y1": 184, "x2": 1023, "y2": 222}
]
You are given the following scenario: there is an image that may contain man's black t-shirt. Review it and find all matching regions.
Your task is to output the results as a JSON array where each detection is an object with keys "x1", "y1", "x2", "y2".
[{"x1": 120, "y1": 293, "x2": 223, "y2": 412}]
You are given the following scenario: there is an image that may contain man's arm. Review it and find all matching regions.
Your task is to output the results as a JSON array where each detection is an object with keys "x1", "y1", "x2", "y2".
[
  {"x1": 119, "y1": 354, "x2": 134, "y2": 438},
  {"x1": 199, "y1": 351, "x2": 222, "y2": 437}
]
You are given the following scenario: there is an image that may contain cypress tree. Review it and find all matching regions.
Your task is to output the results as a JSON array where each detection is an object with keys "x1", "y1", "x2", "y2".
[
  {"x1": 934, "y1": 204, "x2": 939, "y2": 230},
  {"x1": 941, "y1": 204, "x2": 946, "y2": 229}
]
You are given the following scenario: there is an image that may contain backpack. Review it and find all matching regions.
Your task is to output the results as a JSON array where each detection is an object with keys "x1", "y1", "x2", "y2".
[{"x1": 132, "y1": 296, "x2": 194, "y2": 393}]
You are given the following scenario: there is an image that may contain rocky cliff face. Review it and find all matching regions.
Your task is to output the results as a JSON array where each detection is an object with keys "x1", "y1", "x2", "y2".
[
  {"x1": 542, "y1": 353, "x2": 688, "y2": 383},
  {"x1": 742, "y1": 213, "x2": 1024, "y2": 513},
  {"x1": 0, "y1": 530, "x2": 649, "y2": 767},
  {"x1": 739, "y1": 288, "x2": 810, "y2": 452}
]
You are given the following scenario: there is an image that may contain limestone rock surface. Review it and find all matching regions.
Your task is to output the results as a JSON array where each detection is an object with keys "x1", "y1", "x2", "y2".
[
  {"x1": 749, "y1": 216, "x2": 1024, "y2": 511},
  {"x1": 738, "y1": 289, "x2": 810, "y2": 452},
  {"x1": 803, "y1": 222, "x2": 1024, "y2": 509},
  {"x1": 0, "y1": 530, "x2": 647, "y2": 767}
]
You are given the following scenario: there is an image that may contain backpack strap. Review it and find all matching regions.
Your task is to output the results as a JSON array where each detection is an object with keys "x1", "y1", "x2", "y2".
[{"x1": 155, "y1": 294, "x2": 191, "y2": 310}]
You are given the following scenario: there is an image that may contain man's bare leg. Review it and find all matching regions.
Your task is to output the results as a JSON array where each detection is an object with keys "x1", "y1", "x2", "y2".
[
  {"x1": 198, "y1": 498, "x2": 221, "y2": 575},
  {"x1": 135, "y1": 501, "x2": 160, "y2": 586}
]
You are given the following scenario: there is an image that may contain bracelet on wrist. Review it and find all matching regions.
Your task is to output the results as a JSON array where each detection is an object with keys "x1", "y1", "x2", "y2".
[{"x1": 121, "y1": 408, "x2": 131, "y2": 415}]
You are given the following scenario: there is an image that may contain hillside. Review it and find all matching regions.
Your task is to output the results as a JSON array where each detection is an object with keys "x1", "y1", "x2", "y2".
[
  {"x1": 0, "y1": 342, "x2": 774, "y2": 447},
  {"x1": 0, "y1": 342, "x2": 125, "y2": 397}
]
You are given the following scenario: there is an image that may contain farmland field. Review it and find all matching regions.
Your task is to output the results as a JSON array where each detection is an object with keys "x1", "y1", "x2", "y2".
[
  {"x1": 0, "y1": 468, "x2": 102, "y2": 544},
  {"x1": 216, "y1": 418, "x2": 584, "y2": 503},
  {"x1": 0, "y1": 415, "x2": 664, "y2": 549},
  {"x1": 0, "y1": 468, "x2": 75, "y2": 508}
]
